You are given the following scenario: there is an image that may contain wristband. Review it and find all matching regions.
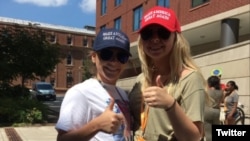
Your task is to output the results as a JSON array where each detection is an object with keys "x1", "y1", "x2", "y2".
[{"x1": 165, "y1": 99, "x2": 176, "y2": 111}]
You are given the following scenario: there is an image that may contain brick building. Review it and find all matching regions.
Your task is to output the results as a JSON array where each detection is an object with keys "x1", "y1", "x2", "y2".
[
  {"x1": 96, "y1": 0, "x2": 250, "y2": 83},
  {"x1": 0, "y1": 1, "x2": 249, "y2": 114},
  {"x1": 0, "y1": 17, "x2": 96, "y2": 93},
  {"x1": 95, "y1": 0, "x2": 250, "y2": 117}
]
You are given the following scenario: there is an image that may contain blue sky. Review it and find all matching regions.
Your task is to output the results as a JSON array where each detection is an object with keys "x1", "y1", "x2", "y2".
[{"x1": 0, "y1": 0, "x2": 96, "y2": 28}]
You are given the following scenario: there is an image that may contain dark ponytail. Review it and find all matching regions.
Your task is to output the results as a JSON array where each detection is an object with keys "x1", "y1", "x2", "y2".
[{"x1": 227, "y1": 80, "x2": 239, "y2": 90}]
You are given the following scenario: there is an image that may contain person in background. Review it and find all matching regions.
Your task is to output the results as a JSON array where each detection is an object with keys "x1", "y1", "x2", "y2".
[
  {"x1": 55, "y1": 28, "x2": 133, "y2": 141},
  {"x1": 211, "y1": 68, "x2": 226, "y2": 90},
  {"x1": 128, "y1": 6, "x2": 208, "y2": 141},
  {"x1": 204, "y1": 76, "x2": 224, "y2": 141},
  {"x1": 224, "y1": 80, "x2": 239, "y2": 125}
]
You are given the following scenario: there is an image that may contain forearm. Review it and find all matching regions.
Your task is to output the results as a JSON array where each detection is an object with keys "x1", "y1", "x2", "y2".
[
  {"x1": 57, "y1": 118, "x2": 100, "y2": 141},
  {"x1": 166, "y1": 101, "x2": 202, "y2": 141},
  {"x1": 229, "y1": 108, "x2": 237, "y2": 116},
  {"x1": 229, "y1": 102, "x2": 238, "y2": 116}
]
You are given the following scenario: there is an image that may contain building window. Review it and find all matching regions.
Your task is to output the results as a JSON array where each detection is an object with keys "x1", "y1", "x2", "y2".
[
  {"x1": 49, "y1": 32, "x2": 56, "y2": 43},
  {"x1": 50, "y1": 34, "x2": 56, "y2": 43},
  {"x1": 50, "y1": 77, "x2": 55, "y2": 87},
  {"x1": 92, "y1": 38, "x2": 95, "y2": 47},
  {"x1": 67, "y1": 52, "x2": 72, "y2": 65},
  {"x1": 114, "y1": 17, "x2": 121, "y2": 30},
  {"x1": 66, "y1": 70, "x2": 73, "y2": 88},
  {"x1": 191, "y1": 0, "x2": 209, "y2": 7},
  {"x1": 157, "y1": 0, "x2": 170, "y2": 7},
  {"x1": 115, "y1": 0, "x2": 122, "y2": 7},
  {"x1": 100, "y1": 25, "x2": 106, "y2": 30},
  {"x1": 101, "y1": 0, "x2": 107, "y2": 15},
  {"x1": 133, "y1": 5, "x2": 143, "y2": 31},
  {"x1": 83, "y1": 37, "x2": 88, "y2": 47},
  {"x1": 67, "y1": 35, "x2": 72, "y2": 45}
]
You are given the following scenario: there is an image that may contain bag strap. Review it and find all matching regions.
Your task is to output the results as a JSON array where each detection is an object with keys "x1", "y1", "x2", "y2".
[{"x1": 140, "y1": 103, "x2": 149, "y2": 135}]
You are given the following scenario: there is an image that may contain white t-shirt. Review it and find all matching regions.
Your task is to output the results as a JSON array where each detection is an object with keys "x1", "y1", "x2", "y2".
[{"x1": 55, "y1": 78, "x2": 131, "y2": 141}]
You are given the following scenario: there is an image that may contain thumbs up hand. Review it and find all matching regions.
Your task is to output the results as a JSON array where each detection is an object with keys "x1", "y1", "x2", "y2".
[
  {"x1": 143, "y1": 75, "x2": 173, "y2": 109},
  {"x1": 155, "y1": 75, "x2": 164, "y2": 88},
  {"x1": 96, "y1": 98, "x2": 123, "y2": 134}
]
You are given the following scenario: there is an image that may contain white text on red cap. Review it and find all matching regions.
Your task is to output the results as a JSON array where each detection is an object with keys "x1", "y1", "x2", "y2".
[{"x1": 144, "y1": 10, "x2": 171, "y2": 22}]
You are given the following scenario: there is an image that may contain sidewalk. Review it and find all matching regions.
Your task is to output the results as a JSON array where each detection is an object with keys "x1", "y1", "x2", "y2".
[
  {"x1": 1, "y1": 118, "x2": 249, "y2": 141},
  {"x1": 0, "y1": 125, "x2": 57, "y2": 141}
]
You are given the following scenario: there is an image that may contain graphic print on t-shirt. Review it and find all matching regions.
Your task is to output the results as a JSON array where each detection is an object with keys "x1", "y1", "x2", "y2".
[
  {"x1": 115, "y1": 99, "x2": 132, "y2": 138},
  {"x1": 106, "y1": 98, "x2": 126, "y2": 141}
]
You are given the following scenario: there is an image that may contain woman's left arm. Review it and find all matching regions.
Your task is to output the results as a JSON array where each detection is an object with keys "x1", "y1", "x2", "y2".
[
  {"x1": 229, "y1": 92, "x2": 239, "y2": 117},
  {"x1": 229, "y1": 102, "x2": 238, "y2": 117}
]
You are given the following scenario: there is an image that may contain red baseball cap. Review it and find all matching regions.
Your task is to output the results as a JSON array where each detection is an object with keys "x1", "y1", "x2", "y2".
[{"x1": 139, "y1": 6, "x2": 181, "y2": 33}]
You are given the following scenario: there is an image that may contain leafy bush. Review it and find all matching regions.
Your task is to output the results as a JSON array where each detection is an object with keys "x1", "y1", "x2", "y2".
[
  {"x1": 19, "y1": 108, "x2": 42, "y2": 123},
  {"x1": 0, "y1": 84, "x2": 50, "y2": 126},
  {"x1": 0, "y1": 84, "x2": 30, "y2": 98},
  {"x1": 0, "y1": 97, "x2": 49, "y2": 125}
]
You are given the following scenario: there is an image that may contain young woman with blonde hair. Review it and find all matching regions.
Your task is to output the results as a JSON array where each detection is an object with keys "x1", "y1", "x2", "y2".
[{"x1": 129, "y1": 6, "x2": 209, "y2": 141}]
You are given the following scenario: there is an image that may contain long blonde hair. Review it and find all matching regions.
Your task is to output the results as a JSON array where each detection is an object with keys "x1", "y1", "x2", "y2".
[{"x1": 137, "y1": 33, "x2": 210, "y2": 102}]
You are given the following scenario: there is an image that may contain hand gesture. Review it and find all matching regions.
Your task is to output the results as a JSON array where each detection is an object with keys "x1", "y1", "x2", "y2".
[
  {"x1": 97, "y1": 99, "x2": 124, "y2": 133},
  {"x1": 143, "y1": 75, "x2": 173, "y2": 109}
]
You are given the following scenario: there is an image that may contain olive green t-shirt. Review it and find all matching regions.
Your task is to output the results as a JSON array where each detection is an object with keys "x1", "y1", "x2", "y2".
[{"x1": 129, "y1": 71, "x2": 206, "y2": 141}]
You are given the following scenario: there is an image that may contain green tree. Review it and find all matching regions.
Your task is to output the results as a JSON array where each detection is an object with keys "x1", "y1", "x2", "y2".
[
  {"x1": 0, "y1": 26, "x2": 17, "y2": 84},
  {"x1": 0, "y1": 24, "x2": 61, "y2": 87},
  {"x1": 82, "y1": 59, "x2": 93, "y2": 81},
  {"x1": 82, "y1": 49, "x2": 93, "y2": 81}
]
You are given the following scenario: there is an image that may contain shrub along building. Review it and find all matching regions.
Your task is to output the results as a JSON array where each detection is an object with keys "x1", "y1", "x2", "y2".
[{"x1": 0, "y1": 17, "x2": 95, "y2": 93}]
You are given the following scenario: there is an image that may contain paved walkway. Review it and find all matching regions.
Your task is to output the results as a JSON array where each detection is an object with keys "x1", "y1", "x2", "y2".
[
  {"x1": 1, "y1": 118, "x2": 249, "y2": 141},
  {"x1": 0, "y1": 125, "x2": 57, "y2": 141}
]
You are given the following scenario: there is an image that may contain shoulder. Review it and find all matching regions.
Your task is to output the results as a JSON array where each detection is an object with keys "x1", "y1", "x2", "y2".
[
  {"x1": 179, "y1": 70, "x2": 206, "y2": 94},
  {"x1": 135, "y1": 73, "x2": 144, "y2": 83},
  {"x1": 68, "y1": 78, "x2": 89, "y2": 89},
  {"x1": 215, "y1": 89, "x2": 224, "y2": 96},
  {"x1": 131, "y1": 73, "x2": 144, "y2": 91},
  {"x1": 128, "y1": 74, "x2": 143, "y2": 98},
  {"x1": 65, "y1": 78, "x2": 100, "y2": 95},
  {"x1": 181, "y1": 70, "x2": 204, "y2": 83},
  {"x1": 129, "y1": 73, "x2": 143, "y2": 93},
  {"x1": 232, "y1": 91, "x2": 239, "y2": 97}
]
